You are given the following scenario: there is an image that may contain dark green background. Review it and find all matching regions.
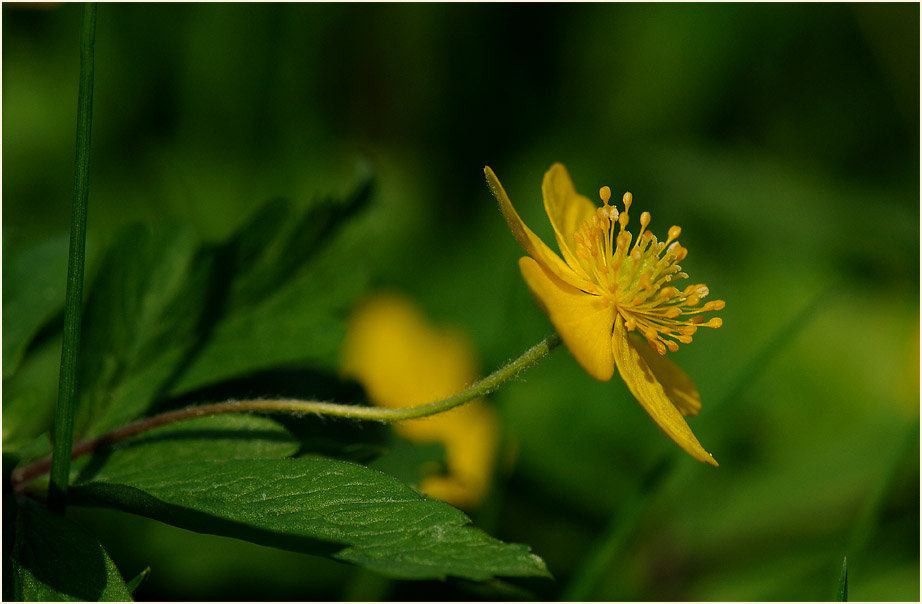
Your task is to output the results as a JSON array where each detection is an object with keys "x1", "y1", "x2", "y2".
[{"x1": 3, "y1": 3, "x2": 918, "y2": 601}]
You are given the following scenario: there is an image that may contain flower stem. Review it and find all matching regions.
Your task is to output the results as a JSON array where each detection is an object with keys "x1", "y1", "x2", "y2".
[
  {"x1": 48, "y1": 1, "x2": 97, "y2": 513},
  {"x1": 13, "y1": 333, "x2": 562, "y2": 492}
]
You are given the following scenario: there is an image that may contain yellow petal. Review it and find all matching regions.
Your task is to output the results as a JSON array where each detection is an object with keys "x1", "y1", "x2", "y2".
[
  {"x1": 612, "y1": 316, "x2": 718, "y2": 466},
  {"x1": 341, "y1": 293, "x2": 479, "y2": 410},
  {"x1": 341, "y1": 292, "x2": 499, "y2": 508},
  {"x1": 519, "y1": 256, "x2": 615, "y2": 381},
  {"x1": 542, "y1": 163, "x2": 597, "y2": 280},
  {"x1": 485, "y1": 166, "x2": 593, "y2": 291},
  {"x1": 632, "y1": 335, "x2": 702, "y2": 417}
]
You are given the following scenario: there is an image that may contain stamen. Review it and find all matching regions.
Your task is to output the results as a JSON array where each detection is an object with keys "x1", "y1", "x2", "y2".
[
  {"x1": 599, "y1": 186, "x2": 612, "y2": 205},
  {"x1": 667, "y1": 225, "x2": 681, "y2": 241},
  {"x1": 572, "y1": 184, "x2": 722, "y2": 354},
  {"x1": 634, "y1": 211, "x2": 651, "y2": 251}
]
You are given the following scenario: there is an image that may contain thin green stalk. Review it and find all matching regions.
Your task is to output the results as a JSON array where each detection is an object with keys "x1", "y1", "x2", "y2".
[
  {"x1": 48, "y1": 2, "x2": 98, "y2": 513},
  {"x1": 13, "y1": 333, "x2": 562, "y2": 492}
]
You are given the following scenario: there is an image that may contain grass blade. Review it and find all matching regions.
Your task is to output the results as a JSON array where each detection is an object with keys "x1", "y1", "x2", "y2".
[
  {"x1": 48, "y1": 2, "x2": 98, "y2": 512},
  {"x1": 835, "y1": 556, "x2": 848, "y2": 601},
  {"x1": 561, "y1": 456, "x2": 673, "y2": 601},
  {"x1": 126, "y1": 566, "x2": 151, "y2": 595}
]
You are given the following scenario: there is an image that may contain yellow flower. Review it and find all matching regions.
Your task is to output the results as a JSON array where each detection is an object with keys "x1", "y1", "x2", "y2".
[
  {"x1": 341, "y1": 292, "x2": 499, "y2": 508},
  {"x1": 485, "y1": 163, "x2": 724, "y2": 466}
]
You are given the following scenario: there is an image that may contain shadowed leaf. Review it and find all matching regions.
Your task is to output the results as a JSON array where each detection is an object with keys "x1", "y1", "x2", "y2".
[{"x1": 10, "y1": 499, "x2": 132, "y2": 601}]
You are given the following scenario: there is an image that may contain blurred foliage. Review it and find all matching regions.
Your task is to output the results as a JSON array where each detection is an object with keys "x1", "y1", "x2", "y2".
[{"x1": 3, "y1": 2, "x2": 919, "y2": 601}]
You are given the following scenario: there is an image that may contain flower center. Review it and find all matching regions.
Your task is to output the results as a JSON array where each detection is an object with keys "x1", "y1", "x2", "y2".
[{"x1": 572, "y1": 186, "x2": 724, "y2": 355}]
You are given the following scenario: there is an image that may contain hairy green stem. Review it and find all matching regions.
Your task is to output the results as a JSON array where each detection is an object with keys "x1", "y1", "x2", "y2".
[
  {"x1": 48, "y1": 2, "x2": 97, "y2": 513},
  {"x1": 13, "y1": 333, "x2": 562, "y2": 492}
]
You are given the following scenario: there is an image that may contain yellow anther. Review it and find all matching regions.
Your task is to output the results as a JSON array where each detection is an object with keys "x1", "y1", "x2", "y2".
[
  {"x1": 665, "y1": 340, "x2": 680, "y2": 353},
  {"x1": 660, "y1": 286, "x2": 679, "y2": 299},
  {"x1": 667, "y1": 225, "x2": 682, "y2": 242},
  {"x1": 706, "y1": 317, "x2": 723, "y2": 328},
  {"x1": 622, "y1": 191, "x2": 632, "y2": 209},
  {"x1": 639, "y1": 272, "x2": 652, "y2": 291},
  {"x1": 596, "y1": 207, "x2": 610, "y2": 230},
  {"x1": 640, "y1": 211, "x2": 651, "y2": 229},
  {"x1": 667, "y1": 242, "x2": 687, "y2": 261},
  {"x1": 664, "y1": 307, "x2": 682, "y2": 319},
  {"x1": 624, "y1": 316, "x2": 637, "y2": 331},
  {"x1": 685, "y1": 295, "x2": 700, "y2": 307},
  {"x1": 599, "y1": 186, "x2": 612, "y2": 204},
  {"x1": 675, "y1": 334, "x2": 693, "y2": 344}
]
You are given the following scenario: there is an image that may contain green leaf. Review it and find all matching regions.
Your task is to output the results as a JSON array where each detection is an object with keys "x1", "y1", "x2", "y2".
[
  {"x1": 76, "y1": 223, "x2": 201, "y2": 437},
  {"x1": 70, "y1": 414, "x2": 301, "y2": 485},
  {"x1": 836, "y1": 556, "x2": 848, "y2": 602},
  {"x1": 2, "y1": 337, "x2": 61, "y2": 450},
  {"x1": 164, "y1": 186, "x2": 373, "y2": 396},
  {"x1": 70, "y1": 458, "x2": 550, "y2": 582},
  {"x1": 75, "y1": 186, "x2": 371, "y2": 438},
  {"x1": 166, "y1": 250, "x2": 367, "y2": 395},
  {"x1": 2, "y1": 236, "x2": 68, "y2": 379},
  {"x1": 220, "y1": 181, "x2": 373, "y2": 314},
  {"x1": 10, "y1": 499, "x2": 132, "y2": 601}
]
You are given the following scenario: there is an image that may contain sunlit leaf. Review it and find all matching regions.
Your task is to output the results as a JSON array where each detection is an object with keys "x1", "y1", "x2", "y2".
[
  {"x1": 70, "y1": 457, "x2": 550, "y2": 581},
  {"x1": 69, "y1": 414, "x2": 301, "y2": 485}
]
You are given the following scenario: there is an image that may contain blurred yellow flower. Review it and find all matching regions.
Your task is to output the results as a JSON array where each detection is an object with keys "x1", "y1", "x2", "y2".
[
  {"x1": 341, "y1": 292, "x2": 499, "y2": 508},
  {"x1": 486, "y1": 163, "x2": 724, "y2": 465}
]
